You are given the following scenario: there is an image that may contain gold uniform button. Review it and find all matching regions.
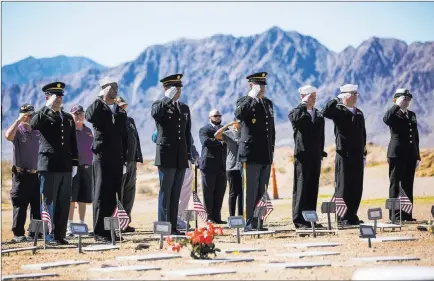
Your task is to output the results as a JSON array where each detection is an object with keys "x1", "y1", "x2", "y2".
[
  {"x1": 410, "y1": 129, "x2": 412, "y2": 131},
  {"x1": 410, "y1": 141, "x2": 413, "y2": 143},
  {"x1": 62, "y1": 142, "x2": 64, "y2": 145},
  {"x1": 179, "y1": 118, "x2": 181, "y2": 121},
  {"x1": 62, "y1": 136, "x2": 64, "y2": 139},
  {"x1": 178, "y1": 137, "x2": 181, "y2": 140},
  {"x1": 409, "y1": 135, "x2": 412, "y2": 137}
]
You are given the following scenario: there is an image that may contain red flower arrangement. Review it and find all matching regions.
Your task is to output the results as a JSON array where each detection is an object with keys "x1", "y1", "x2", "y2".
[{"x1": 166, "y1": 222, "x2": 224, "y2": 259}]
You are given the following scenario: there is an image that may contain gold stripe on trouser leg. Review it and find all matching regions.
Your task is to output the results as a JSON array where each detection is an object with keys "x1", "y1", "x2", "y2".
[{"x1": 243, "y1": 162, "x2": 247, "y2": 219}]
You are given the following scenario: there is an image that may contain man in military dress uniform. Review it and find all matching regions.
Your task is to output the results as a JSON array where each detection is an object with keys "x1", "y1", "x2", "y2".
[
  {"x1": 322, "y1": 84, "x2": 366, "y2": 225},
  {"x1": 235, "y1": 72, "x2": 275, "y2": 232},
  {"x1": 383, "y1": 88, "x2": 420, "y2": 222},
  {"x1": 115, "y1": 96, "x2": 143, "y2": 232},
  {"x1": 288, "y1": 85, "x2": 327, "y2": 229},
  {"x1": 151, "y1": 74, "x2": 192, "y2": 235},
  {"x1": 85, "y1": 77, "x2": 128, "y2": 242},
  {"x1": 30, "y1": 82, "x2": 79, "y2": 245}
]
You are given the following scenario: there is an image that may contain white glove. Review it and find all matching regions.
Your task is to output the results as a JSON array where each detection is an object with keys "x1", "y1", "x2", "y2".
[
  {"x1": 45, "y1": 94, "x2": 57, "y2": 108},
  {"x1": 416, "y1": 160, "x2": 420, "y2": 168},
  {"x1": 301, "y1": 94, "x2": 311, "y2": 103},
  {"x1": 164, "y1": 86, "x2": 177, "y2": 99},
  {"x1": 123, "y1": 165, "x2": 127, "y2": 174},
  {"x1": 72, "y1": 166, "x2": 78, "y2": 178},
  {"x1": 395, "y1": 96, "x2": 406, "y2": 107},
  {"x1": 363, "y1": 158, "x2": 366, "y2": 168},
  {"x1": 248, "y1": 84, "x2": 261, "y2": 98},
  {"x1": 98, "y1": 85, "x2": 111, "y2": 97},
  {"x1": 337, "y1": 93, "x2": 351, "y2": 100}
]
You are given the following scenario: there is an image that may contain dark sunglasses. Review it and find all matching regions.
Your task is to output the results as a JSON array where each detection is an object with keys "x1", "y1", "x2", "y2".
[{"x1": 212, "y1": 115, "x2": 222, "y2": 118}]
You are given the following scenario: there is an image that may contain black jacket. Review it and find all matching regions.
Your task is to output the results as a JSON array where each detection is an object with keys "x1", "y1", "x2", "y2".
[
  {"x1": 322, "y1": 98, "x2": 367, "y2": 157},
  {"x1": 235, "y1": 96, "x2": 275, "y2": 165},
  {"x1": 125, "y1": 117, "x2": 143, "y2": 163},
  {"x1": 288, "y1": 103, "x2": 327, "y2": 159},
  {"x1": 383, "y1": 105, "x2": 420, "y2": 160},
  {"x1": 151, "y1": 97, "x2": 192, "y2": 168},
  {"x1": 85, "y1": 97, "x2": 128, "y2": 162},
  {"x1": 30, "y1": 106, "x2": 79, "y2": 172},
  {"x1": 199, "y1": 123, "x2": 227, "y2": 172}
]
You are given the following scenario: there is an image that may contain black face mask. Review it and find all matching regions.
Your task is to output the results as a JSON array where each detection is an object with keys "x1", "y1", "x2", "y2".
[{"x1": 211, "y1": 119, "x2": 222, "y2": 126}]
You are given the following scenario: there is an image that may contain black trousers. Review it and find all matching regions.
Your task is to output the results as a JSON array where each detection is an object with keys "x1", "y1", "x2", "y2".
[
  {"x1": 121, "y1": 161, "x2": 137, "y2": 222},
  {"x1": 245, "y1": 163, "x2": 271, "y2": 227},
  {"x1": 10, "y1": 171, "x2": 41, "y2": 236},
  {"x1": 158, "y1": 167, "x2": 186, "y2": 232},
  {"x1": 335, "y1": 152, "x2": 364, "y2": 223},
  {"x1": 227, "y1": 170, "x2": 243, "y2": 216},
  {"x1": 39, "y1": 172, "x2": 72, "y2": 239},
  {"x1": 292, "y1": 155, "x2": 321, "y2": 225},
  {"x1": 388, "y1": 157, "x2": 417, "y2": 221},
  {"x1": 201, "y1": 169, "x2": 227, "y2": 222},
  {"x1": 92, "y1": 156, "x2": 123, "y2": 238}
]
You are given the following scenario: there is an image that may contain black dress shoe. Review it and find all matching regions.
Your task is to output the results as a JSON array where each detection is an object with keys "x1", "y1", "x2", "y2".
[
  {"x1": 294, "y1": 223, "x2": 310, "y2": 229},
  {"x1": 215, "y1": 220, "x2": 227, "y2": 224},
  {"x1": 95, "y1": 235, "x2": 111, "y2": 243},
  {"x1": 171, "y1": 230, "x2": 185, "y2": 235},
  {"x1": 57, "y1": 238, "x2": 69, "y2": 245},
  {"x1": 115, "y1": 235, "x2": 125, "y2": 241},
  {"x1": 258, "y1": 227, "x2": 268, "y2": 231},
  {"x1": 121, "y1": 226, "x2": 135, "y2": 233}
]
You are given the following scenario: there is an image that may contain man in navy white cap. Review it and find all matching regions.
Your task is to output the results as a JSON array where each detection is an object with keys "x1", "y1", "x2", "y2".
[
  {"x1": 85, "y1": 77, "x2": 128, "y2": 242},
  {"x1": 383, "y1": 88, "x2": 420, "y2": 222},
  {"x1": 235, "y1": 72, "x2": 275, "y2": 231},
  {"x1": 151, "y1": 74, "x2": 192, "y2": 235},
  {"x1": 30, "y1": 82, "x2": 79, "y2": 245},
  {"x1": 322, "y1": 84, "x2": 367, "y2": 226},
  {"x1": 288, "y1": 85, "x2": 327, "y2": 229}
]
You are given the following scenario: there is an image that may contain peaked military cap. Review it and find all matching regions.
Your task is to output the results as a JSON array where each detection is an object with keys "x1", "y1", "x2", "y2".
[
  {"x1": 42, "y1": 82, "x2": 65, "y2": 96},
  {"x1": 394, "y1": 88, "x2": 413, "y2": 99},
  {"x1": 246, "y1": 72, "x2": 268, "y2": 85},
  {"x1": 160, "y1": 73, "x2": 183, "y2": 88}
]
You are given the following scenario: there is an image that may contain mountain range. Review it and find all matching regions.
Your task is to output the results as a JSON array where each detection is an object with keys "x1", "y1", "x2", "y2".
[{"x1": 2, "y1": 26, "x2": 434, "y2": 160}]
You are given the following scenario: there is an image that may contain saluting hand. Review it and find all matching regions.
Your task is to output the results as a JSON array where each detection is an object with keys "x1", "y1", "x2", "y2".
[
  {"x1": 17, "y1": 112, "x2": 28, "y2": 122},
  {"x1": 248, "y1": 84, "x2": 261, "y2": 98},
  {"x1": 165, "y1": 87, "x2": 178, "y2": 100},
  {"x1": 395, "y1": 96, "x2": 406, "y2": 108},
  {"x1": 45, "y1": 94, "x2": 57, "y2": 109}
]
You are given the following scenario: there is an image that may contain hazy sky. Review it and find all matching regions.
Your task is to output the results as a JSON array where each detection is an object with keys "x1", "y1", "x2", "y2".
[{"x1": 2, "y1": 2, "x2": 434, "y2": 67}]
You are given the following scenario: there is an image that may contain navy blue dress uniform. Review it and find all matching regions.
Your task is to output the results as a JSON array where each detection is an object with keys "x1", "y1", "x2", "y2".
[
  {"x1": 151, "y1": 74, "x2": 192, "y2": 234},
  {"x1": 383, "y1": 88, "x2": 420, "y2": 221},
  {"x1": 85, "y1": 78, "x2": 128, "y2": 241},
  {"x1": 322, "y1": 84, "x2": 367, "y2": 225},
  {"x1": 30, "y1": 82, "x2": 79, "y2": 244},
  {"x1": 235, "y1": 72, "x2": 276, "y2": 231},
  {"x1": 288, "y1": 86, "x2": 327, "y2": 228},
  {"x1": 199, "y1": 122, "x2": 227, "y2": 223}
]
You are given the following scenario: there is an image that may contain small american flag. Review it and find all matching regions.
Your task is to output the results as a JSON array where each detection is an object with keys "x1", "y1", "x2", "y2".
[
  {"x1": 255, "y1": 192, "x2": 274, "y2": 221},
  {"x1": 41, "y1": 201, "x2": 52, "y2": 234},
  {"x1": 193, "y1": 192, "x2": 208, "y2": 222},
  {"x1": 399, "y1": 187, "x2": 413, "y2": 214},
  {"x1": 331, "y1": 193, "x2": 348, "y2": 218},
  {"x1": 112, "y1": 200, "x2": 130, "y2": 230}
]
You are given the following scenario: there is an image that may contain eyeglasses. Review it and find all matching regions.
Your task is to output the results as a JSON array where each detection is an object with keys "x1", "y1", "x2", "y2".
[{"x1": 212, "y1": 115, "x2": 222, "y2": 118}]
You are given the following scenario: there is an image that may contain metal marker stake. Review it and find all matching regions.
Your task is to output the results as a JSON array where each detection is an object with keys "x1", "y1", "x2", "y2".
[
  {"x1": 368, "y1": 238, "x2": 372, "y2": 248},
  {"x1": 77, "y1": 235, "x2": 82, "y2": 254},
  {"x1": 374, "y1": 219, "x2": 377, "y2": 235},
  {"x1": 237, "y1": 228, "x2": 240, "y2": 244},
  {"x1": 311, "y1": 222, "x2": 316, "y2": 238},
  {"x1": 159, "y1": 234, "x2": 164, "y2": 249},
  {"x1": 327, "y1": 213, "x2": 332, "y2": 230}
]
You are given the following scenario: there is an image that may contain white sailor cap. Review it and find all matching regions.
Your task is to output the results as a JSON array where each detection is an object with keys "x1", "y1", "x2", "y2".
[
  {"x1": 98, "y1": 77, "x2": 118, "y2": 87},
  {"x1": 340, "y1": 84, "x2": 358, "y2": 93},
  {"x1": 298, "y1": 85, "x2": 318, "y2": 95}
]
